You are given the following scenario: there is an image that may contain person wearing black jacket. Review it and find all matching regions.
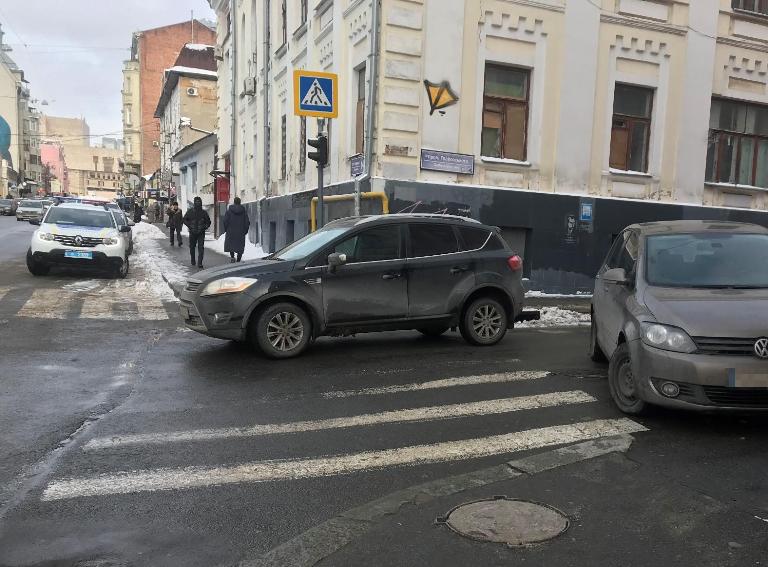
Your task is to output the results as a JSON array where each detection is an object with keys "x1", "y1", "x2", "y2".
[
  {"x1": 166, "y1": 202, "x2": 183, "y2": 246},
  {"x1": 133, "y1": 203, "x2": 144, "y2": 224},
  {"x1": 223, "y1": 197, "x2": 250, "y2": 263},
  {"x1": 183, "y1": 196, "x2": 211, "y2": 268}
]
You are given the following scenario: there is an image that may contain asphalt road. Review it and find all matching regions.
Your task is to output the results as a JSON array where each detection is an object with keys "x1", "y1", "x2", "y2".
[{"x1": 0, "y1": 214, "x2": 766, "y2": 567}]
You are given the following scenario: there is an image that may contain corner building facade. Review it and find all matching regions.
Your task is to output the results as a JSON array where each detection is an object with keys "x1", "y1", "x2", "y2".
[{"x1": 210, "y1": 0, "x2": 768, "y2": 292}]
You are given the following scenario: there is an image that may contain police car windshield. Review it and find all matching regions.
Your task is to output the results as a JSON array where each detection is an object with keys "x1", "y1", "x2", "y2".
[{"x1": 45, "y1": 208, "x2": 115, "y2": 228}]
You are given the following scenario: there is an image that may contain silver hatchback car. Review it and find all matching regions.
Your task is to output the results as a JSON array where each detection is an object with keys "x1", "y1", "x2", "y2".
[{"x1": 590, "y1": 220, "x2": 768, "y2": 414}]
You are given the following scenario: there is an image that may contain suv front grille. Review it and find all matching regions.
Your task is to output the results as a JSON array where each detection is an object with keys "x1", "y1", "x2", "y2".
[
  {"x1": 53, "y1": 235, "x2": 103, "y2": 248},
  {"x1": 703, "y1": 386, "x2": 768, "y2": 407},
  {"x1": 693, "y1": 337, "x2": 757, "y2": 356}
]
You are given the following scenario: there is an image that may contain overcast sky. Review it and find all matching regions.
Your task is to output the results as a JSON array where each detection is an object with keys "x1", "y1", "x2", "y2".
[{"x1": 0, "y1": 0, "x2": 216, "y2": 143}]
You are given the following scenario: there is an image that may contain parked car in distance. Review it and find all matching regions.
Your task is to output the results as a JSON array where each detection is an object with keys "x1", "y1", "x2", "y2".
[
  {"x1": 27, "y1": 202, "x2": 131, "y2": 278},
  {"x1": 590, "y1": 220, "x2": 768, "y2": 414},
  {"x1": 180, "y1": 214, "x2": 525, "y2": 359},
  {"x1": 15, "y1": 199, "x2": 45, "y2": 222},
  {"x1": 0, "y1": 198, "x2": 17, "y2": 215}
]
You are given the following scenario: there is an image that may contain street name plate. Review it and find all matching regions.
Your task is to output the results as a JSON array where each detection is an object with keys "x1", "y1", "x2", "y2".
[{"x1": 420, "y1": 149, "x2": 475, "y2": 175}]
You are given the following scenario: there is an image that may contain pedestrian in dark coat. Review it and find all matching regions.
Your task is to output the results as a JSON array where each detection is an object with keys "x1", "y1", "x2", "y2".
[
  {"x1": 223, "y1": 197, "x2": 250, "y2": 262},
  {"x1": 133, "y1": 203, "x2": 144, "y2": 224},
  {"x1": 166, "y1": 202, "x2": 183, "y2": 246},
  {"x1": 183, "y1": 196, "x2": 211, "y2": 268}
]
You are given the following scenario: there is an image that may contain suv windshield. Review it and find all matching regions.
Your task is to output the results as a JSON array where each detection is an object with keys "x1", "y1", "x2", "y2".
[
  {"x1": 271, "y1": 225, "x2": 352, "y2": 261},
  {"x1": 646, "y1": 233, "x2": 768, "y2": 288},
  {"x1": 20, "y1": 200, "x2": 43, "y2": 209},
  {"x1": 45, "y1": 208, "x2": 115, "y2": 229}
]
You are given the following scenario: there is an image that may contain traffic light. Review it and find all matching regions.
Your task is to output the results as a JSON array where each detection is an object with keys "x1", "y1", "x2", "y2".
[{"x1": 307, "y1": 134, "x2": 328, "y2": 167}]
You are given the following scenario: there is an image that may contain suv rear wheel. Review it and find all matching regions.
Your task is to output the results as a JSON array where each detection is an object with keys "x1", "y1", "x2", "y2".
[
  {"x1": 460, "y1": 297, "x2": 508, "y2": 346},
  {"x1": 26, "y1": 249, "x2": 49, "y2": 276},
  {"x1": 253, "y1": 302, "x2": 312, "y2": 359}
]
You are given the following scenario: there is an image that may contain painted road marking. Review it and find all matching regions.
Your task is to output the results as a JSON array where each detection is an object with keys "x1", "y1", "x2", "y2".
[
  {"x1": 322, "y1": 371, "x2": 550, "y2": 398},
  {"x1": 79, "y1": 297, "x2": 169, "y2": 321},
  {"x1": 42, "y1": 419, "x2": 647, "y2": 501},
  {"x1": 16, "y1": 289, "x2": 75, "y2": 319},
  {"x1": 83, "y1": 391, "x2": 597, "y2": 451}
]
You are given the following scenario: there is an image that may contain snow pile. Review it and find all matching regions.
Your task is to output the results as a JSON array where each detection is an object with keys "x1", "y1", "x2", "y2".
[
  {"x1": 131, "y1": 222, "x2": 190, "y2": 300},
  {"x1": 517, "y1": 307, "x2": 591, "y2": 328},
  {"x1": 526, "y1": 290, "x2": 593, "y2": 299},
  {"x1": 205, "y1": 234, "x2": 267, "y2": 261}
]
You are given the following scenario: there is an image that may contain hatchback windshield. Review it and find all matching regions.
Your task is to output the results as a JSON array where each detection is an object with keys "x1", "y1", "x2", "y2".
[
  {"x1": 45, "y1": 208, "x2": 115, "y2": 228},
  {"x1": 646, "y1": 233, "x2": 768, "y2": 288},
  {"x1": 271, "y1": 225, "x2": 352, "y2": 261},
  {"x1": 20, "y1": 200, "x2": 43, "y2": 209}
]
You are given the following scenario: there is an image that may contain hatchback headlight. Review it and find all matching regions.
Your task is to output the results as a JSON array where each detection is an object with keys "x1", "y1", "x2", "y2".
[
  {"x1": 38, "y1": 232, "x2": 54, "y2": 241},
  {"x1": 200, "y1": 277, "x2": 258, "y2": 297},
  {"x1": 102, "y1": 237, "x2": 119, "y2": 245},
  {"x1": 640, "y1": 323, "x2": 696, "y2": 353}
]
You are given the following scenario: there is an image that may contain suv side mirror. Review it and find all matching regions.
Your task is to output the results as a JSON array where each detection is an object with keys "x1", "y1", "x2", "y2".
[
  {"x1": 28, "y1": 219, "x2": 40, "y2": 226},
  {"x1": 327, "y1": 252, "x2": 347, "y2": 273},
  {"x1": 603, "y1": 267, "x2": 629, "y2": 286},
  {"x1": 119, "y1": 225, "x2": 131, "y2": 233},
  {"x1": 128, "y1": 219, "x2": 135, "y2": 227}
]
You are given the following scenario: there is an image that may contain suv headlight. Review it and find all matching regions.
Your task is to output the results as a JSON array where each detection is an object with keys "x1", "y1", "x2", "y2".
[
  {"x1": 640, "y1": 323, "x2": 696, "y2": 353},
  {"x1": 38, "y1": 232, "x2": 55, "y2": 241},
  {"x1": 102, "y1": 237, "x2": 119, "y2": 245},
  {"x1": 200, "y1": 277, "x2": 258, "y2": 297}
]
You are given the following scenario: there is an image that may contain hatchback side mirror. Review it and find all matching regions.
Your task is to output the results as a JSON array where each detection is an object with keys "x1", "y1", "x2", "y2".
[
  {"x1": 327, "y1": 252, "x2": 347, "y2": 273},
  {"x1": 603, "y1": 267, "x2": 629, "y2": 286}
]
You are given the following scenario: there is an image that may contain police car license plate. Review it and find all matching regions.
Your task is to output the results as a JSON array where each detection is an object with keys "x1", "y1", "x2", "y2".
[{"x1": 64, "y1": 250, "x2": 93, "y2": 259}]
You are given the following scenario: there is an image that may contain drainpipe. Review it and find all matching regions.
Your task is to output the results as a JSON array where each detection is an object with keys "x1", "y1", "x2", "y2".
[
  {"x1": 263, "y1": 0, "x2": 271, "y2": 199},
  {"x1": 354, "y1": 0, "x2": 381, "y2": 216},
  {"x1": 229, "y1": 0, "x2": 237, "y2": 205}
]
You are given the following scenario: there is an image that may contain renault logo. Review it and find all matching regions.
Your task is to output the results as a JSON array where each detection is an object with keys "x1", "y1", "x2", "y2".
[
  {"x1": 74, "y1": 235, "x2": 83, "y2": 246},
  {"x1": 755, "y1": 338, "x2": 768, "y2": 359}
]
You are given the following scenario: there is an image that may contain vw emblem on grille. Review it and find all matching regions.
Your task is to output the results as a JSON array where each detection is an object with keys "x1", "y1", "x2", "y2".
[
  {"x1": 755, "y1": 338, "x2": 768, "y2": 359},
  {"x1": 74, "y1": 235, "x2": 83, "y2": 246}
]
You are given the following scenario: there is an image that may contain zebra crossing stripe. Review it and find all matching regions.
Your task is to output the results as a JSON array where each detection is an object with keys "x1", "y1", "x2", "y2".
[
  {"x1": 42, "y1": 418, "x2": 647, "y2": 501},
  {"x1": 16, "y1": 289, "x2": 74, "y2": 319},
  {"x1": 322, "y1": 371, "x2": 550, "y2": 398},
  {"x1": 83, "y1": 391, "x2": 597, "y2": 451},
  {"x1": 0, "y1": 287, "x2": 8, "y2": 302}
]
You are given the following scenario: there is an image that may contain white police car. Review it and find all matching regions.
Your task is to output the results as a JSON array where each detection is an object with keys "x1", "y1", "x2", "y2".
[{"x1": 26, "y1": 202, "x2": 131, "y2": 278}]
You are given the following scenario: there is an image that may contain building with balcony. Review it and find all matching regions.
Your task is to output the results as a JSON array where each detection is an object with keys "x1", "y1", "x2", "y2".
[{"x1": 209, "y1": 0, "x2": 768, "y2": 292}]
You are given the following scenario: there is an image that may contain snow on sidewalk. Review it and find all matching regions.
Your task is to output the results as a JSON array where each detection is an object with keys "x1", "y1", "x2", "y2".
[
  {"x1": 205, "y1": 234, "x2": 266, "y2": 261},
  {"x1": 131, "y1": 222, "x2": 191, "y2": 301}
]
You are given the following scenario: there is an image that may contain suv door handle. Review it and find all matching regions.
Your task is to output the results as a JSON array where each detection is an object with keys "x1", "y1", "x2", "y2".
[
  {"x1": 450, "y1": 266, "x2": 470, "y2": 274},
  {"x1": 382, "y1": 272, "x2": 402, "y2": 280}
]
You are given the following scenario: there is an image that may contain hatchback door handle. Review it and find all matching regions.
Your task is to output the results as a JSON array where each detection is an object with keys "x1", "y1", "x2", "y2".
[
  {"x1": 451, "y1": 266, "x2": 469, "y2": 274},
  {"x1": 382, "y1": 272, "x2": 402, "y2": 280}
]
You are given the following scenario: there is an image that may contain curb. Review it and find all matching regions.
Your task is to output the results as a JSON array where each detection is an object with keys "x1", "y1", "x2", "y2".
[{"x1": 234, "y1": 434, "x2": 636, "y2": 567}]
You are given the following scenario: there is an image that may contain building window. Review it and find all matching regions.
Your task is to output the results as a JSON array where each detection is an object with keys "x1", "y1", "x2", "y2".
[
  {"x1": 281, "y1": 0, "x2": 288, "y2": 46},
  {"x1": 281, "y1": 114, "x2": 287, "y2": 180},
  {"x1": 481, "y1": 64, "x2": 530, "y2": 161},
  {"x1": 125, "y1": 105, "x2": 132, "y2": 126},
  {"x1": 706, "y1": 98, "x2": 768, "y2": 188},
  {"x1": 299, "y1": 117, "x2": 307, "y2": 174},
  {"x1": 300, "y1": 0, "x2": 308, "y2": 24},
  {"x1": 355, "y1": 65, "x2": 366, "y2": 155},
  {"x1": 609, "y1": 84, "x2": 653, "y2": 172},
  {"x1": 733, "y1": 0, "x2": 768, "y2": 15}
]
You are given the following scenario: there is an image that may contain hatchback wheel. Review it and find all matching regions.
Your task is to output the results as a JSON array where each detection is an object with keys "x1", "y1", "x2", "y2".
[
  {"x1": 608, "y1": 342, "x2": 648, "y2": 415},
  {"x1": 253, "y1": 302, "x2": 312, "y2": 359},
  {"x1": 460, "y1": 297, "x2": 508, "y2": 346},
  {"x1": 588, "y1": 316, "x2": 607, "y2": 362}
]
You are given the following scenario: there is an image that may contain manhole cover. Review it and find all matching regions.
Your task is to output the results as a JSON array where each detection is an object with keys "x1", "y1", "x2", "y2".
[{"x1": 443, "y1": 497, "x2": 569, "y2": 546}]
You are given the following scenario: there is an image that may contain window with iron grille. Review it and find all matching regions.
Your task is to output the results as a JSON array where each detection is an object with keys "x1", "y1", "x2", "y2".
[
  {"x1": 609, "y1": 84, "x2": 654, "y2": 172},
  {"x1": 281, "y1": 0, "x2": 288, "y2": 46},
  {"x1": 281, "y1": 114, "x2": 287, "y2": 180},
  {"x1": 706, "y1": 98, "x2": 768, "y2": 188},
  {"x1": 481, "y1": 64, "x2": 530, "y2": 161},
  {"x1": 299, "y1": 117, "x2": 307, "y2": 174},
  {"x1": 733, "y1": 0, "x2": 768, "y2": 16},
  {"x1": 300, "y1": 0, "x2": 308, "y2": 24}
]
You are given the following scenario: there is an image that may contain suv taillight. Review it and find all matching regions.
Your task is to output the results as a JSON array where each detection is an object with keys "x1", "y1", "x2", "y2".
[{"x1": 507, "y1": 255, "x2": 523, "y2": 271}]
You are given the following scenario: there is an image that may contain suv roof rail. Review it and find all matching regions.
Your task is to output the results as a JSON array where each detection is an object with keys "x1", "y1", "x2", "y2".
[{"x1": 384, "y1": 213, "x2": 481, "y2": 223}]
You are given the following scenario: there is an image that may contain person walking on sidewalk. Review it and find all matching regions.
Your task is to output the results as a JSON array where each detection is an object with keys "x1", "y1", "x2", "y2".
[
  {"x1": 166, "y1": 202, "x2": 183, "y2": 247},
  {"x1": 223, "y1": 197, "x2": 250, "y2": 263},
  {"x1": 183, "y1": 196, "x2": 211, "y2": 269},
  {"x1": 133, "y1": 202, "x2": 144, "y2": 224}
]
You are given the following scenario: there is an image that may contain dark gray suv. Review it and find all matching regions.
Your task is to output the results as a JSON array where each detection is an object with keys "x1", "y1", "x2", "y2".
[{"x1": 180, "y1": 214, "x2": 525, "y2": 358}]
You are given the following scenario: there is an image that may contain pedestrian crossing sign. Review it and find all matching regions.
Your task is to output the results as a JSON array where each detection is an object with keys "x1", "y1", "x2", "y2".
[{"x1": 294, "y1": 70, "x2": 338, "y2": 118}]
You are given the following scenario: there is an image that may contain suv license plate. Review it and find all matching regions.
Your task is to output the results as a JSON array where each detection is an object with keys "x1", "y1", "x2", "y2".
[{"x1": 64, "y1": 250, "x2": 93, "y2": 259}]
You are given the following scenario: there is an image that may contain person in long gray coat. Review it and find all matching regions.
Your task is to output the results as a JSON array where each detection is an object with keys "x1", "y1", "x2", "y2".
[{"x1": 223, "y1": 197, "x2": 251, "y2": 262}]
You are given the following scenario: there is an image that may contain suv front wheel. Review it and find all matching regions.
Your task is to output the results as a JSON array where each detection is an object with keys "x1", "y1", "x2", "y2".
[
  {"x1": 26, "y1": 249, "x2": 49, "y2": 276},
  {"x1": 113, "y1": 256, "x2": 129, "y2": 279},
  {"x1": 252, "y1": 302, "x2": 312, "y2": 359},
  {"x1": 460, "y1": 297, "x2": 508, "y2": 346}
]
